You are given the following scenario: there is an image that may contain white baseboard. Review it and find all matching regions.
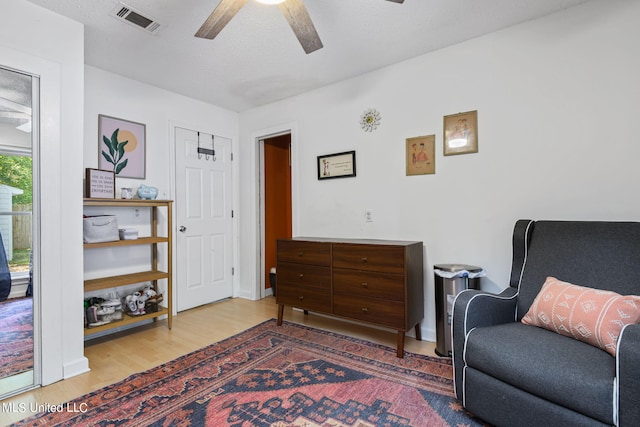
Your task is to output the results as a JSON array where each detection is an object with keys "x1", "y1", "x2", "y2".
[
  {"x1": 63, "y1": 357, "x2": 90, "y2": 379},
  {"x1": 423, "y1": 327, "x2": 436, "y2": 343}
]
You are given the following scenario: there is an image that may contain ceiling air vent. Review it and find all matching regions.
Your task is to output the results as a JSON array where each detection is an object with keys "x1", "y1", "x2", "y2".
[{"x1": 110, "y1": 3, "x2": 163, "y2": 35}]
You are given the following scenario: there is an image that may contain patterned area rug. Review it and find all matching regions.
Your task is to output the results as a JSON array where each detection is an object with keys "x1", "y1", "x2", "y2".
[
  {"x1": 0, "y1": 297, "x2": 33, "y2": 379},
  {"x1": 13, "y1": 319, "x2": 486, "y2": 426}
]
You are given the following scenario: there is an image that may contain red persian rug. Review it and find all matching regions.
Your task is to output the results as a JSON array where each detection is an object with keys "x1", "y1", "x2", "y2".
[
  {"x1": 13, "y1": 319, "x2": 486, "y2": 426},
  {"x1": 0, "y1": 297, "x2": 33, "y2": 379}
]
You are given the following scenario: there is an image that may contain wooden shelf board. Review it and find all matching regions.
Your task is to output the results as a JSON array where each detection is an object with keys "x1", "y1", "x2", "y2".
[
  {"x1": 84, "y1": 236, "x2": 168, "y2": 249},
  {"x1": 84, "y1": 307, "x2": 169, "y2": 336},
  {"x1": 84, "y1": 198, "x2": 172, "y2": 207},
  {"x1": 84, "y1": 270, "x2": 169, "y2": 292}
]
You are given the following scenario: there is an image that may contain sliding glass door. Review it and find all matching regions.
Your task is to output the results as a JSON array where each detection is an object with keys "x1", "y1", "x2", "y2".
[{"x1": 0, "y1": 65, "x2": 39, "y2": 399}]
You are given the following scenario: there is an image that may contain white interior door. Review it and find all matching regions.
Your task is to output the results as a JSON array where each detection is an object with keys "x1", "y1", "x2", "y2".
[{"x1": 175, "y1": 127, "x2": 233, "y2": 311}]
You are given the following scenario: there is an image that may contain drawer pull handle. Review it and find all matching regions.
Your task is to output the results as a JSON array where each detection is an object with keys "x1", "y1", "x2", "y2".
[
  {"x1": 361, "y1": 282, "x2": 368, "y2": 288},
  {"x1": 361, "y1": 257, "x2": 368, "y2": 262},
  {"x1": 361, "y1": 307, "x2": 368, "y2": 313},
  {"x1": 299, "y1": 296, "x2": 304, "y2": 300},
  {"x1": 299, "y1": 274, "x2": 304, "y2": 278}
]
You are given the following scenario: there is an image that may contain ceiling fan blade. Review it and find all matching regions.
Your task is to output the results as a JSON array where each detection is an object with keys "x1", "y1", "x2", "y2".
[
  {"x1": 278, "y1": 0, "x2": 323, "y2": 54},
  {"x1": 195, "y1": 0, "x2": 249, "y2": 39},
  {"x1": 385, "y1": 0, "x2": 405, "y2": 3}
]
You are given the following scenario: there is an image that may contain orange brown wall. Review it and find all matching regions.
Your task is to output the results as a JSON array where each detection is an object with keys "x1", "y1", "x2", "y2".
[{"x1": 264, "y1": 134, "x2": 292, "y2": 291}]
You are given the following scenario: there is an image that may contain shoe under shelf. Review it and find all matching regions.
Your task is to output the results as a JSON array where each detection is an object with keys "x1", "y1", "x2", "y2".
[{"x1": 84, "y1": 306, "x2": 169, "y2": 336}]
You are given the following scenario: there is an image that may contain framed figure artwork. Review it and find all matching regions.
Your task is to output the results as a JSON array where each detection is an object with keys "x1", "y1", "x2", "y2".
[
  {"x1": 443, "y1": 110, "x2": 478, "y2": 156},
  {"x1": 406, "y1": 135, "x2": 435, "y2": 176}
]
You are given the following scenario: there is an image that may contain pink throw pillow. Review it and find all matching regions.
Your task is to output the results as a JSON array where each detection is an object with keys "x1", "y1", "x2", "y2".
[{"x1": 521, "y1": 277, "x2": 640, "y2": 357}]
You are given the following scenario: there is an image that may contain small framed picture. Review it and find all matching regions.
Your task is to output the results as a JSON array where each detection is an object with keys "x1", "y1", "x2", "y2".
[
  {"x1": 443, "y1": 110, "x2": 478, "y2": 156},
  {"x1": 85, "y1": 168, "x2": 115, "y2": 199},
  {"x1": 406, "y1": 135, "x2": 435, "y2": 176},
  {"x1": 98, "y1": 114, "x2": 146, "y2": 179},
  {"x1": 317, "y1": 151, "x2": 356, "y2": 180}
]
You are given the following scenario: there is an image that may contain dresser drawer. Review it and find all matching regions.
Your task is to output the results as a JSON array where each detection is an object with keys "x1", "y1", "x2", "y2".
[
  {"x1": 333, "y1": 268, "x2": 404, "y2": 301},
  {"x1": 333, "y1": 294, "x2": 405, "y2": 329},
  {"x1": 277, "y1": 262, "x2": 330, "y2": 289},
  {"x1": 277, "y1": 240, "x2": 331, "y2": 266},
  {"x1": 332, "y1": 244, "x2": 405, "y2": 274},
  {"x1": 276, "y1": 283, "x2": 331, "y2": 313}
]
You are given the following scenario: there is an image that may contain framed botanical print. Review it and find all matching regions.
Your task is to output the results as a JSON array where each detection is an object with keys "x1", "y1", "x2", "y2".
[{"x1": 98, "y1": 114, "x2": 146, "y2": 178}]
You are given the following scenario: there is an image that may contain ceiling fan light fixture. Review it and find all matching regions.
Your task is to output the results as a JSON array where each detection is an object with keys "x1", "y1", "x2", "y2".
[{"x1": 199, "y1": 0, "x2": 365, "y2": 54}]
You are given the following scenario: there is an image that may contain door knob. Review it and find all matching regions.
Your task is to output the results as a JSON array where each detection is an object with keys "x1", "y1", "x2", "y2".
[{"x1": 179, "y1": 226, "x2": 187, "y2": 233}]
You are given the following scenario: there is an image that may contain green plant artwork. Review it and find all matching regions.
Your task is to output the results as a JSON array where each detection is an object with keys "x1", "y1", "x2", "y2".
[{"x1": 101, "y1": 129, "x2": 129, "y2": 174}]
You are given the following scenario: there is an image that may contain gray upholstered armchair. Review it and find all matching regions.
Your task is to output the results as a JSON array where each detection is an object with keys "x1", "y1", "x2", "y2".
[{"x1": 452, "y1": 220, "x2": 640, "y2": 427}]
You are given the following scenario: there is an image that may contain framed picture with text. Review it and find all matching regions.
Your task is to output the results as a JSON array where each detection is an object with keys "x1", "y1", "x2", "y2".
[
  {"x1": 317, "y1": 151, "x2": 356, "y2": 180},
  {"x1": 85, "y1": 168, "x2": 115, "y2": 199}
]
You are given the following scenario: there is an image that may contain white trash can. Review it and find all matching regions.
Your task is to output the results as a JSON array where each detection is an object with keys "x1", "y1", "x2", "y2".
[{"x1": 434, "y1": 264, "x2": 484, "y2": 357}]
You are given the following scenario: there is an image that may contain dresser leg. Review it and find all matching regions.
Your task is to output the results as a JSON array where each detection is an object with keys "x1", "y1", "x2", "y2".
[
  {"x1": 414, "y1": 323, "x2": 422, "y2": 341},
  {"x1": 277, "y1": 304, "x2": 284, "y2": 326},
  {"x1": 397, "y1": 331, "x2": 405, "y2": 358}
]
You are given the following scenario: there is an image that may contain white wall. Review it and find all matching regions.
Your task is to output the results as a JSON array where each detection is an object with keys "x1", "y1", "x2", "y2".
[
  {"x1": 1, "y1": 0, "x2": 86, "y2": 383},
  {"x1": 84, "y1": 66, "x2": 239, "y2": 201},
  {"x1": 83, "y1": 66, "x2": 240, "y2": 310},
  {"x1": 238, "y1": 0, "x2": 640, "y2": 340}
]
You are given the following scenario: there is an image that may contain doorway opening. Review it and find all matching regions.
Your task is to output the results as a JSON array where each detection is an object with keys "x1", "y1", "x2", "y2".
[{"x1": 260, "y1": 133, "x2": 292, "y2": 297}]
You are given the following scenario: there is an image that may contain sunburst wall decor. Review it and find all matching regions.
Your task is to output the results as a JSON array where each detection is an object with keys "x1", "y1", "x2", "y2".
[{"x1": 360, "y1": 108, "x2": 381, "y2": 132}]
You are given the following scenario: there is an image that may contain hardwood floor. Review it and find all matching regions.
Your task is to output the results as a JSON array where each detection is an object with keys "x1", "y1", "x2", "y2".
[{"x1": 0, "y1": 296, "x2": 436, "y2": 425}]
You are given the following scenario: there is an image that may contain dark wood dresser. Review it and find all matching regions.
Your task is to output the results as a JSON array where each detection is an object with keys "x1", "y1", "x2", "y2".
[{"x1": 276, "y1": 237, "x2": 424, "y2": 357}]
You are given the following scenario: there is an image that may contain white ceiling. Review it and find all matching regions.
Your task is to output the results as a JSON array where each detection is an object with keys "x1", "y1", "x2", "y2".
[{"x1": 24, "y1": 0, "x2": 592, "y2": 112}]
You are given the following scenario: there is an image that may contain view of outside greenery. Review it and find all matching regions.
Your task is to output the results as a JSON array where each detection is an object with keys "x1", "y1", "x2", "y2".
[
  {"x1": 0, "y1": 154, "x2": 32, "y2": 272},
  {"x1": 0, "y1": 155, "x2": 32, "y2": 203}
]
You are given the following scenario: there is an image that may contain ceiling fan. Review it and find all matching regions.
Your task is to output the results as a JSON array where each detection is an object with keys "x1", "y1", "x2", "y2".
[{"x1": 195, "y1": 0, "x2": 405, "y2": 54}]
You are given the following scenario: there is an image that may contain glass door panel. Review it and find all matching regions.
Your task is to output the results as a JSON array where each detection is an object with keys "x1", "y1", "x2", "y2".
[{"x1": 0, "y1": 65, "x2": 38, "y2": 399}]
